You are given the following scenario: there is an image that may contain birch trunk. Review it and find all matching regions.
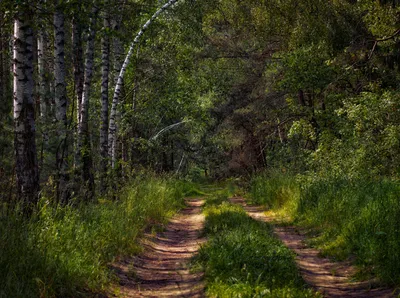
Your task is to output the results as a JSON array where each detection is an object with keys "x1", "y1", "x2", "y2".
[
  {"x1": 38, "y1": 30, "x2": 50, "y2": 119},
  {"x1": 72, "y1": 16, "x2": 84, "y2": 126},
  {"x1": 108, "y1": 0, "x2": 179, "y2": 168},
  {"x1": 54, "y1": 2, "x2": 69, "y2": 202},
  {"x1": 37, "y1": 14, "x2": 51, "y2": 174},
  {"x1": 13, "y1": 8, "x2": 39, "y2": 206},
  {"x1": 77, "y1": 6, "x2": 98, "y2": 195},
  {"x1": 100, "y1": 10, "x2": 110, "y2": 191},
  {"x1": 108, "y1": 10, "x2": 124, "y2": 169},
  {"x1": 72, "y1": 16, "x2": 84, "y2": 170}
]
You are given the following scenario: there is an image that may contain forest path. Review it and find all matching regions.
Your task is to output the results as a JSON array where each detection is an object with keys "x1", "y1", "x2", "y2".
[
  {"x1": 229, "y1": 197, "x2": 396, "y2": 298},
  {"x1": 113, "y1": 198, "x2": 205, "y2": 297}
]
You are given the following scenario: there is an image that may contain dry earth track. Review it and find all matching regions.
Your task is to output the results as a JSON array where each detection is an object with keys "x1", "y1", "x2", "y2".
[{"x1": 112, "y1": 198, "x2": 205, "y2": 297}]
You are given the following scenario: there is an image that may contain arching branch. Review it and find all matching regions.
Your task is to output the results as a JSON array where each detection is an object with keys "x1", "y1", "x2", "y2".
[{"x1": 108, "y1": 0, "x2": 180, "y2": 168}]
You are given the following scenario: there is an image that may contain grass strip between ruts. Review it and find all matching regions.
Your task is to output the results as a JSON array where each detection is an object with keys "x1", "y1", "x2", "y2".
[{"x1": 192, "y1": 197, "x2": 321, "y2": 298}]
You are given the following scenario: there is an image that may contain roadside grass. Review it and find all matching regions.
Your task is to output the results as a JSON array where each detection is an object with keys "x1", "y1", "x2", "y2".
[
  {"x1": 192, "y1": 200, "x2": 320, "y2": 297},
  {"x1": 250, "y1": 172, "x2": 400, "y2": 286},
  {"x1": 249, "y1": 172, "x2": 300, "y2": 221},
  {"x1": 0, "y1": 175, "x2": 194, "y2": 297}
]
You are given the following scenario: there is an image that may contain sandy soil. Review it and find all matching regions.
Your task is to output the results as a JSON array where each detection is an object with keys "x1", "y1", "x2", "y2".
[{"x1": 112, "y1": 198, "x2": 206, "y2": 298}]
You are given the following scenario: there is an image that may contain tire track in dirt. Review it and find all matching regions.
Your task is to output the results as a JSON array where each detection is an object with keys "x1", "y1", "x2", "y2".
[
  {"x1": 112, "y1": 198, "x2": 205, "y2": 297},
  {"x1": 229, "y1": 197, "x2": 397, "y2": 298}
]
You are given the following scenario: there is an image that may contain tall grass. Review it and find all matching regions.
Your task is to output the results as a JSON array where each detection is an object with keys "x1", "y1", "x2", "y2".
[
  {"x1": 193, "y1": 199, "x2": 320, "y2": 297},
  {"x1": 0, "y1": 175, "x2": 194, "y2": 297},
  {"x1": 250, "y1": 171, "x2": 300, "y2": 216},
  {"x1": 250, "y1": 172, "x2": 400, "y2": 285}
]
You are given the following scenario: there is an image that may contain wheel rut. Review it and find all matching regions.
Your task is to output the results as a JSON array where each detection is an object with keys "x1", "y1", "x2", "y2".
[
  {"x1": 113, "y1": 198, "x2": 205, "y2": 297},
  {"x1": 229, "y1": 197, "x2": 397, "y2": 298}
]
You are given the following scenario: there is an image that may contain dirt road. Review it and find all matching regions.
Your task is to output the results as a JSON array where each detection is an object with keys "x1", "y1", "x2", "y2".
[
  {"x1": 229, "y1": 197, "x2": 396, "y2": 298},
  {"x1": 113, "y1": 198, "x2": 205, "y2": 297}
]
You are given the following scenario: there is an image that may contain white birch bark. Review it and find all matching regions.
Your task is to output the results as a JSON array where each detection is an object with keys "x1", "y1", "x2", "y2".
[
  {"x1": 108, "y1": 0, "x2": 179, "y2": 168},
  {"x1": 72, "y1": 15, "x2": 84, "y2": 170},
  {"x1": 78, "y1": 12, "x2": 97, "y2": 141},
  {"x1": 38, "y1": 31, "x2": 50, "y2": 119},
  {"x1": 13, "y1": 9, "x2": 39, "y2": 205},
  {"x1": 54, "y1": 2, "x2": 69, "y2": 202},
  {"x1": 108, "y1": 7, "x2": 124, "y2": 170},
  {"x1": 100, "y1": 10, "x2": 110, "y2": 189},
  {"x1": 72, "y1": 16, "x2": 84, "y2": 126}
]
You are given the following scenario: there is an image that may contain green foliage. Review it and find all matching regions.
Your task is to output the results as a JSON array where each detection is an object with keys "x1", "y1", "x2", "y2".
[
  {"x1": 251, "y1": 172, "x2": 400, "y2": 286},
  {"x1": 313, "y1": 90, "x2": 400, "y2": 177},
  {"x1": 0, "y1": 175, "x2": 191, "y2": 297},
  {"x1": 280, "y1": 43, "x2": 335, "y2": 93},
  {"x1": 193, "y1": 201, "x2": 320, "y2": 297}
]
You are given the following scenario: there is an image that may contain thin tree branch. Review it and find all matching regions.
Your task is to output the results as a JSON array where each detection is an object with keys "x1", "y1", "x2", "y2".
[{"x1": 369, "y1": 28, "x2": 400, "y2": 59}]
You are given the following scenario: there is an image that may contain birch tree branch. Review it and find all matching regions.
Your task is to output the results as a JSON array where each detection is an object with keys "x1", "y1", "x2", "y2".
[{"x1": 108, "y1": 0, "x2": 180, "y2": 167}]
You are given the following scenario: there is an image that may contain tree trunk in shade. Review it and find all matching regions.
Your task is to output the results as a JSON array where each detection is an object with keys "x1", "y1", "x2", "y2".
[
  {"x1": 108, "y1": 7, "x2": 124, "y2": 170},
  {"x1": 54, "y1": 2, "x2": 69, "y2": 202},
  {"x1": 77, "y1": 6, "x2": 98, "y2": 197},
  {"x1": 72, "y1": 15, "x2": 84, "y2": 170},
  {"x1": 38, "y1": 29, "x2": 51, "y2": 120},
  {"x1": 100, "y1": 8, "x2": 110, "y2": 192},
  {"x1": 13, "y1": 6, "x2": 39, "y2": 207}
]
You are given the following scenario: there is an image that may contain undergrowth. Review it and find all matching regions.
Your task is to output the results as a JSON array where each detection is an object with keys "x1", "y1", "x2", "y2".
[
  {"x1": 193, "y1": 198, "x2": 320, "y2": 297},
  {"x1": 250, "y1": 172, "x2": 400, "y2": 286},
  {"x1": 0, "y1": 175, "x2": 195, "y2": 297}
]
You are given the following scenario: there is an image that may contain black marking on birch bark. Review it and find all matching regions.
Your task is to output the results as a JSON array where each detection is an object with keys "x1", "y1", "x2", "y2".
[{"x1": 13, "y1": 11, "x2": 39, "y2": 207}]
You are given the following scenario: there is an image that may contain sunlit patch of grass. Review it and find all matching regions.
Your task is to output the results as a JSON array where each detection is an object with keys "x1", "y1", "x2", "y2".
[
  {"x1": 250, "y1": 172, "x2": 400, "y2": 286},
  {"x1": 193, "y1": 202, "x2": 321, "y2": 297},
  {"x1": 199, "y1": 180, "x2": 240, "y2": 209},
  {"x1": 202, "y1": 192, "x2": 229, "y2": 208},
  {"x1": 0, "y1": 175, "x2": 193, "y2": 297},
  {"x1": 249, "y1": 172, "x2": 300, "y2": 218}
]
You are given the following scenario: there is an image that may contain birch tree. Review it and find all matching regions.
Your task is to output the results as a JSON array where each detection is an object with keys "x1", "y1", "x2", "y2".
[
  {"x1": 72, "y1": 14, "x2": 84, "y2": 170},
  {"x1": 77, "y1": 5, "x2": 98, "y2": 194},
  {"x1": 13, "y1": 3, "x2": 39, "y2": 205},
  {"x1": 72, "y1": 15, "x2": 84, "y2": 125},
  {"x1": 100, "y1": 7, "x2": 110, "y2": 190},
  {"x1": 108, "y1": 0, "x2": 180, "y2": 168},
  {"x1": 54, "y1": 0, "x2": 69, "y2": 201},
  {"x1": 108, "y1": 1, "x2": 124, "y2": 170},
  {"x1": 38, "y1": 27, "x2": 50, "y2": 119}
]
